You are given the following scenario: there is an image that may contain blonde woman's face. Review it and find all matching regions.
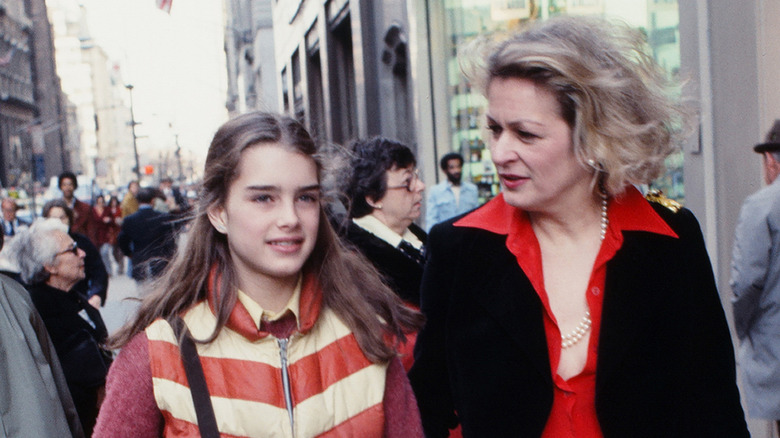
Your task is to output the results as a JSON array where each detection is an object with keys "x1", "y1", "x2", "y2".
[{"x1": 486, "y1": 77, "x2": 591, "y2": 214}]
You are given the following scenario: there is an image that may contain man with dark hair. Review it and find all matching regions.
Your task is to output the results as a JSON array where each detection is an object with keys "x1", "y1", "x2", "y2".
[
  {"x1": 425, "y1": 152, "x2": 479, "y2": 231},
  {"x1": 117, "y1": 187, "x2": 180, "y2": 281},
  {"x1": 731, "y1": 119, "x2": 780, "y2": 429},
  {"x1": 58, "y1": 171, "x2": 95, "y2": 243}
]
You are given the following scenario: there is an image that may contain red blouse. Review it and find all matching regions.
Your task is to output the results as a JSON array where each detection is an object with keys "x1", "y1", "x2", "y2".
[{"x1": 455, "y1": 186, "x2": 677, "y2": 437}]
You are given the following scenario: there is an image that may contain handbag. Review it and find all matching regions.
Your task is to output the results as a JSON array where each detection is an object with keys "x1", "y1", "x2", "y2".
[{"x1": 169, "y1": 316, "x2": 220, "y2": 438}]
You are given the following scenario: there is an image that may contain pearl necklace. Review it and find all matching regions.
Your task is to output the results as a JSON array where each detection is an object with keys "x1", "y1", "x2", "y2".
[
  {"x1": 561, "y1": 311, "x2": 592, "y2": 349},
  {"x1": 598, "y1": 188, "x2": 609, "y2": 242},
  {"x1": 560, "y1": 190, "x2": 608, "y2": 349}
]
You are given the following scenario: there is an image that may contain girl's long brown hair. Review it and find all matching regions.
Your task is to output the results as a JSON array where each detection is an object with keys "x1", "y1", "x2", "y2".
[{"x1": 109, "y1": 112, "x2": 423, "y2": 362}]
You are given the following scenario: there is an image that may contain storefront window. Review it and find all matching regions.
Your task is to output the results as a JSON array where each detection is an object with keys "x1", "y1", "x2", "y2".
[{"x1": 442, "y1": 0, "x2": 682, "y2": 202}]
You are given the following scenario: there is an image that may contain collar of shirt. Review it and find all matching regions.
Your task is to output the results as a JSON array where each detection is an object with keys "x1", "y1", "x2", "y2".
[
  {"x1": 455, "y1": 185, "x2": 678, "y2": 240},
  {"x1": 237, "y1": 274, "x2": 302, "y2": 330},
  {"x1": 454, "y1": 186, "x2": 677, "y2": 317},
  {"x1": 352, "y1": 214, "x2": 423, "y2": 250}
]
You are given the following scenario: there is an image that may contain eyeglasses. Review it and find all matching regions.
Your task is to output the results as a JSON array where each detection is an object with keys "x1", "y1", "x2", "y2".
[
  {"x1": 386, "y1": 169, "x2": 420, "y2": 193},
  {"x1": 56, "y1": 241, "x2": 78, "y2": 257}
]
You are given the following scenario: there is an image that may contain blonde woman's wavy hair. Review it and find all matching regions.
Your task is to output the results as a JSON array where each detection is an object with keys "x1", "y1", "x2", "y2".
[{"x1": 464, "y1": 16, "x2": 693, "y2": 196}]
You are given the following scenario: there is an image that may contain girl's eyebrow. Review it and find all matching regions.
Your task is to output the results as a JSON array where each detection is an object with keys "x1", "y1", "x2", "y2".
[{"x1": 244, "y1": 184, "x2": 321, "y2": 192}]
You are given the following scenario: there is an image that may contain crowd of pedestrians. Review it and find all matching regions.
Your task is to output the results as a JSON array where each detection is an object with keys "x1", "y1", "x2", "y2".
[
  {"x1": 0, "y1": 14, "x2": 775, "y2": 438},
  {"x1": 0, "y1": 173, "x2": 192, "y2": 436}
]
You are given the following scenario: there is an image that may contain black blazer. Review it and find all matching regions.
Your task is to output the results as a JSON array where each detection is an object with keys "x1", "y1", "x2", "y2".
[
  {"x1": 117, "y1": 207, "x2": 179, "y2": 281},
  {"x1": 343, "y1": 221, "x2": 426, "y2": 306},
  {"x1": 409, "y1": 202, "x2": 748, "y2": 437}
]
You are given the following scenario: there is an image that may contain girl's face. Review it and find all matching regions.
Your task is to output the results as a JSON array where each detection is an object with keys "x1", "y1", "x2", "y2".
[{"x1": 208, "y1": 144, "x2": 321, "y2": 291}]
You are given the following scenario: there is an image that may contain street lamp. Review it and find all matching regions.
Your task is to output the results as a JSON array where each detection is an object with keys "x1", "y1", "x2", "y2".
[{"x1": 125, "y1": 84, "x2": 141, "y2": 180}]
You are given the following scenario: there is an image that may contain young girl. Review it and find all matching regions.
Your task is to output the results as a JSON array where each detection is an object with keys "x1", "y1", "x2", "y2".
[{"x1": 94, "y1": 112, "x2": 424, "y2": 437}]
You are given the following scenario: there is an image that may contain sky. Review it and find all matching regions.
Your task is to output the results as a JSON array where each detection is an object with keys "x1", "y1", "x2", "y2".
[{"x1": 80, "y1": 0, "x2": 229, "y2": 166}]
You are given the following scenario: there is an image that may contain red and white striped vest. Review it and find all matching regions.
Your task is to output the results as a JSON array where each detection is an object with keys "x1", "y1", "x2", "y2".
[{"x1": 145, "y1": 274, "x2": 387, "y2": 437}]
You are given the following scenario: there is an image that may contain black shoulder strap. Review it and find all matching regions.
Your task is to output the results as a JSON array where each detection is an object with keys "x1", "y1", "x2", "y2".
[{"x1": 169, "y1": 316, "x2": 220, "y2": 438}]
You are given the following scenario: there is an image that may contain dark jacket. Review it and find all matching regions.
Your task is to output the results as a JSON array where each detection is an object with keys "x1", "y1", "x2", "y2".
[
  {"x1": 117, "y1": 206, "x2": 179, "y2": 281},
  {"x1": 26, "y1": 282, "x2": 110, "y2": 436},
  {"x1": 343, "y1": 221, "x2": 426, "y2": 306},
  {"x1": 409, "y1": 202, "x2": 748, "y2": 437},
  {"x1": 71, "y1": 231, "x2": 108, "y2": 304}
]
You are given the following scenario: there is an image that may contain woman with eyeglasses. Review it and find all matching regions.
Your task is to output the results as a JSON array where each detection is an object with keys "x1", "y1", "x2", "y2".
[
  {"x1": 43, "y1": 199, "x2": 109, "y2": 309},
  {"x1": 339, "y1": 137, "x2": 426, "y2": 371},
  {"x1": 341, "y1": 137, "x2": 427, "y2": 306},
  {"x1": 11, "y1": 218, "x2": 111, "y2": 436}
]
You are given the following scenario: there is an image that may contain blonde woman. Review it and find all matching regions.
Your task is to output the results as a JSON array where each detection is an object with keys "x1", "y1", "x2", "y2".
[{"x1": 409, "y1": 17, "x2": 748, "y2": 437}]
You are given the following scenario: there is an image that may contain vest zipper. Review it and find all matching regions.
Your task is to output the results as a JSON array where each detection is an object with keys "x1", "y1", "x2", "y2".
[{"x1": 278, "y1": 337, "x2": 295, "y2": 436}]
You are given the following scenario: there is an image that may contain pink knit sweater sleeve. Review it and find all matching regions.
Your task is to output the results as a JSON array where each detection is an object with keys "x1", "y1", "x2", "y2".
[
  {"x1": 93, "y1": 332, "x2": 163, "y2": 437},
  {"x1": 383, "y1": 356, "x2": 424, "y2": 437}
]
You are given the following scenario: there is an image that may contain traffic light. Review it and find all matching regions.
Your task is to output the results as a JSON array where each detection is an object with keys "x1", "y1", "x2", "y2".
[{"x1": 144, "y1": 165, "x2": 154, "y2": 175}]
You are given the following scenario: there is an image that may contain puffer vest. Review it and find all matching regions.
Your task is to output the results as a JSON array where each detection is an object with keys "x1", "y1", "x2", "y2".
[{"x1": 145, "y1": 273, "x2": 387, "y2": 437}]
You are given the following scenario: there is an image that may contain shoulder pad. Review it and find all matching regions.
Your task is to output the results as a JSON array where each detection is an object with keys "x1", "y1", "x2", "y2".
[{"x1": 645, "y1": 189, "x2": 682, "y2": 213}]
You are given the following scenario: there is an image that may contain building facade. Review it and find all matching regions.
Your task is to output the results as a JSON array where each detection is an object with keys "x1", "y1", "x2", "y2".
[
  {"x1": 270, "y1": 0, "x2": 417, "y2": 148},
  {"x1": 0, "y1": 0, "x2": 70, "y2": 191},
  {"x1": 46, "y1": 0, "x2": 133, "y2": 189},
  {"x1": 224, "y1": 0, "x2": 278, "y2": 116}
]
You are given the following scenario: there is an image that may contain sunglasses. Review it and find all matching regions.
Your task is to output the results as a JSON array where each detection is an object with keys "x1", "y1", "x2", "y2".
[{"x1": 56, "y1": 241, "x2": 79, "y2": 256}]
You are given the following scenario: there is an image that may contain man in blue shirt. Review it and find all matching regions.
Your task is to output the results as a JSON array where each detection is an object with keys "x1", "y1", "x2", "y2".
[{"x1": 425, "y1": 152, "x2": 479, "y2": 231}]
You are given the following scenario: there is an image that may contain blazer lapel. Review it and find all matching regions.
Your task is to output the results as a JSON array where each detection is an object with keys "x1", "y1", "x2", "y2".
[
  {"x1": 596, "y1": 232, "x2": 665, "y2": 386},
  {"x1": 469, "y1": 233, "x2": 552, "y2": 383}
]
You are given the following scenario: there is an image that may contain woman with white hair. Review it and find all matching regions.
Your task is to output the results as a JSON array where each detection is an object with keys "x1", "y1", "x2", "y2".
[{"x1": 12, "y1": 218, "x2": 111, "y2": 436}]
